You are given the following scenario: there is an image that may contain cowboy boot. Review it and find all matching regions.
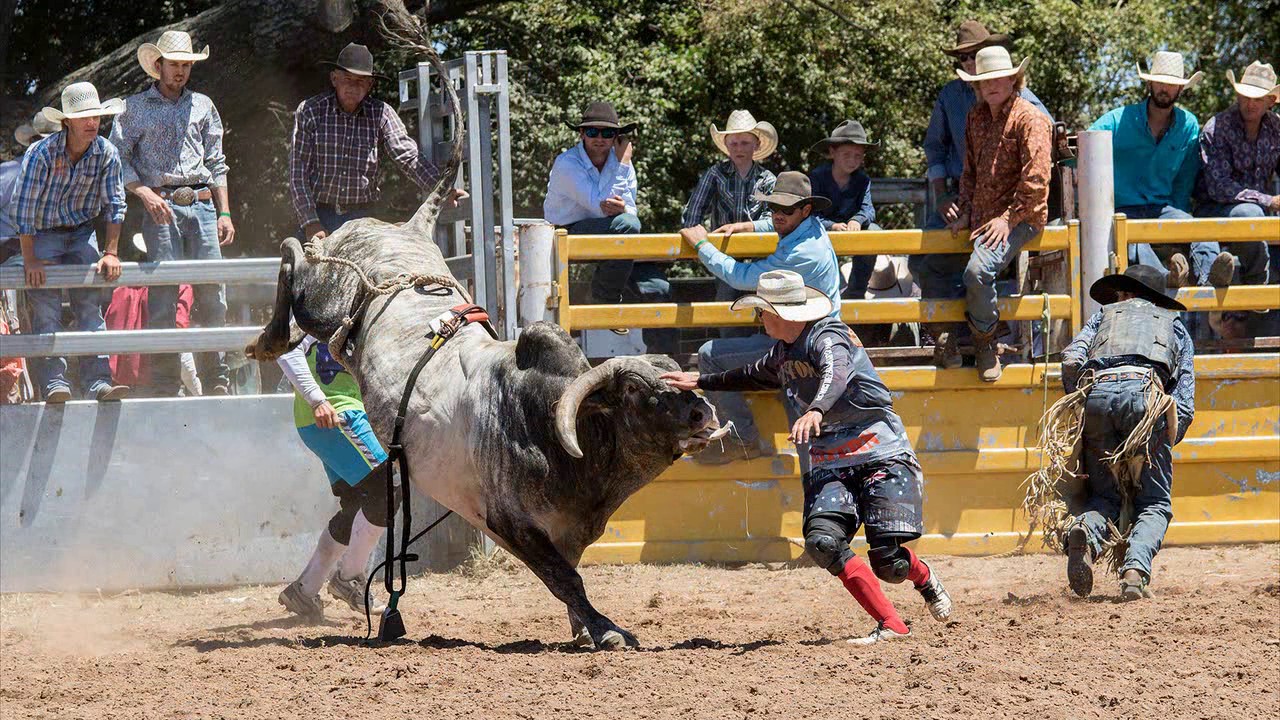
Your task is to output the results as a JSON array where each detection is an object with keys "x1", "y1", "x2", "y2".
[
  {"x1": 969, "y1": 321, "x2": 1001, "y2": 382},
  {"x1": 926, "y1": 324, "x2": 962, "y2": 370}
]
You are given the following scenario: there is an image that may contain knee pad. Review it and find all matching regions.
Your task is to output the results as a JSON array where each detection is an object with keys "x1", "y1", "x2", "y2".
[
  {"x1": 354, "y1": 463, "x2": 400, "y2": 528},
  {"x1": 327, "y1": 487, "x2": 362, "y2": 545},
  {"x1": 867, "y1": 543, "x2": 911, "y2": 584},
  {"x1": 803, "y1": 516, "x2": 854, "y2": 574}
]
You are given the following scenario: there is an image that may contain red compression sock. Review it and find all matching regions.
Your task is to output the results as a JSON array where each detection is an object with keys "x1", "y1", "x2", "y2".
[
  {"x1": 905, "y1": 547, "x2": 931, "y2": 587},
  {"x1": 837, "y1": 557, "x2": 909, "y2": 634}
]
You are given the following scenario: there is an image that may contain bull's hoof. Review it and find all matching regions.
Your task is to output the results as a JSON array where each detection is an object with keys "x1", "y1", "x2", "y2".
[
  {"x1": 570, "y1": 627, "x2": 593, "y2": 648},
  {"x1": 594, "y1": 626, "x2": 639, "y2": 651}
]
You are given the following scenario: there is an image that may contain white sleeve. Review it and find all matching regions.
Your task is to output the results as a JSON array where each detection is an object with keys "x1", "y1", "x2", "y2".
[{"x1": 276, "y1": 336, "x2": 326, "y2": 408}]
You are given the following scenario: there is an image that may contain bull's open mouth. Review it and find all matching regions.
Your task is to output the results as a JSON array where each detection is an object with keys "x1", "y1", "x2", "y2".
[{"x1": 679, "y1": 420, "x2": 733, "y2": 453}]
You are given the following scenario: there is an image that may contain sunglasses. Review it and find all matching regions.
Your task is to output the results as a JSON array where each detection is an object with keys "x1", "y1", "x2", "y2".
[
  {"x1": 768, "y1": 202, "x2": 805, "y2": 216},
  {"x1": 582, "y1": 127, "x2": 619, "y2": 139}
]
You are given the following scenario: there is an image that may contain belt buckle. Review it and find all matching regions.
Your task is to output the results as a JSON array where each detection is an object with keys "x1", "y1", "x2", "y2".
[{"x1": 170, "y1": 186, "x2": 196, "y2": 206}]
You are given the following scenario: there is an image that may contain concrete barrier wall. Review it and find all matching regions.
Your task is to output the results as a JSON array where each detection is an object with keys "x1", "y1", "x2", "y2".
[{"x1": 0, "y1": 395, "x2": 475, "y2": 593}]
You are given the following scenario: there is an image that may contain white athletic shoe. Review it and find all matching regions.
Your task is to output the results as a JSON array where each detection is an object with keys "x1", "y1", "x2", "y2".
[
  {"x1": 915, "y1": 563, "x2": 952, "y2": 621},
  {"x1": 278, "y1": 580, "x2": 324, "y2": 620},
  {"x1": 847, "y1": 622, "x2": 911, "y2": 645},
  {"x1": 328, "y1": 572, "x2": 385, "y2": 614}
]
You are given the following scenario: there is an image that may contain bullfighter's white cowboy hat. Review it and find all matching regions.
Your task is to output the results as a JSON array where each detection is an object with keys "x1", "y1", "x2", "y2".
[
  {"x1": 731, "y1": 270, "x2": 833, "y2": 323},
  {"x1": 138, "y1": 31, "x2": 210, "y2": 79},
  {"x1": 41, "y1": 82, "x2": 126, "y2": 122},
  {"x1": 1136, "y1": 51, "x2": 1203, "y2": 90},
  {"x1": 956, "y1": 46, "x2": 1029, "y2": 82},
  {"x1": 1227, "y1": 61, "x2": 1280, "y2": 100},
  {"x1": 710, "y1": 110, "x2": 778, "y2": 161}
]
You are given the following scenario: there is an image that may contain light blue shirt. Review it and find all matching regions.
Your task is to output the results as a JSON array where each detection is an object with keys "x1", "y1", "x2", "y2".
[
  {"x1": 924, "y1": 79, "x2": 1052, "y2": 182},
  {"x1": 1089, "y1": 102, "x2": 1201, "y2": 212},
  {"x1": 542, "y1": 142, "x2": 637, "y2": 226},
  {"x1": 109, "y1": 84, "x2": 228, "y2": 189},
  {"x1": 695, "y1": 215, "x2": 842, "y2": 317},
  {"x1": 0, "y1": 159, "x2": 20, "y2": 240}
]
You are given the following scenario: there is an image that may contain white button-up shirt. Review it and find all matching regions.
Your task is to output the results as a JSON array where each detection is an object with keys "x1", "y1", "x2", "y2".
[{"x1": 542, "y1": 143, "x2": 637, "y2": 226}]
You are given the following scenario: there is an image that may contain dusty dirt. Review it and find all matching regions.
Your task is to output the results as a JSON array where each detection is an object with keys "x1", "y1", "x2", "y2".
[{"x1": 2, "y1": 545, "x2": 1278, "y2": 720}]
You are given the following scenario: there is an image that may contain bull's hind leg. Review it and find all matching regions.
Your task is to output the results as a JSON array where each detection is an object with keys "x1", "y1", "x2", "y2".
[{"x1": 489, "y1": 514, "x2": 637, "y2": 650}]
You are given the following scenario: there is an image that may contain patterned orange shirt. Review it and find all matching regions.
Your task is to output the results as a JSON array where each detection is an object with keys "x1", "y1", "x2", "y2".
[{"x1": 956, "y1": 95, "x2": 1052, "y2": 231}]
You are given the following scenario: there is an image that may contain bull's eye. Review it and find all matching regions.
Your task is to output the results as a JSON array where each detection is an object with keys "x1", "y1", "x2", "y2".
[{"x1": 647, "y1": 396, "x2": 659, "y2": 408}]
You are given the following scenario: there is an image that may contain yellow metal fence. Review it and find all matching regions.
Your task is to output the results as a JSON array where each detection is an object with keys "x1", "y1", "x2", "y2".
[{"x1": 552, "y1": 222, "x2": 1280, "y2": 563}]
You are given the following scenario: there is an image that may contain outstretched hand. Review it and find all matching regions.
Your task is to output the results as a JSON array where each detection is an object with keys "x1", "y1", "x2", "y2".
[
  {"x1": 789, "y1": 410, "x2": 823, "y2": 444},
  {"x1": 660, "y1": 371, "x2": 699, "y2": 391}
]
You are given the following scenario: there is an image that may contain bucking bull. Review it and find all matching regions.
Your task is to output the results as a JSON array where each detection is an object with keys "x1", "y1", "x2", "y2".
[{"x1": 247, "y1": 29, "x2": 721, "y2": 652}]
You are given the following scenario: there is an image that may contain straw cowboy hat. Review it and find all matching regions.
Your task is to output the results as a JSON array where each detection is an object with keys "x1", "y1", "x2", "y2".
[
  {"x1": 731, "y1": 270, "x2": 833, "y2": 323},
  {"x1": 14, "y1": 112, "x2": 61, "y2": 147},
  {"x1": 41, "y1": 82, "x2": 125, "y2": 122},
  {"x1": 1090, "y1": 264, "x2": 1187, "y2": 312},
  {"x1": 864, "y1": 255, "x2": 913, "y2": 300},
  {"x1": 1136, "y1": 51, "x2": 1202, "y2": 90},
  {"x1": 753, "y1": 171, "x2": 831, "y2": 211},
  {"x1": 944, "y1": 20, "x2": 1009, "y2": 56},
  {"x1": 321, "y1": 43, "x2": 390, "y2": 80},
  {"x1": 564, "y1": 101, "x2": 638, "y2": 134},
  {"x1": 809, "y1": 119, "x2": 878, "y2": 154},
  {"x1": 710, "y1": 110, "x2": 778, "y2": 161},
  {"x1": 956, "y1": 46, "x2": 1028, "y2": 83},
  {"x1": 137, "y1": 30, "x2": 210, "y2": 79},
  {"x1": 1227, "y1": 61, "x2": 1280, "y2": 100}
]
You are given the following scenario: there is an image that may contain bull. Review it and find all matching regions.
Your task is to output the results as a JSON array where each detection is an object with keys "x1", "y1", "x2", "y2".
[{"x1": 247, "y1": 185, "x2": 720, "y2": 651}]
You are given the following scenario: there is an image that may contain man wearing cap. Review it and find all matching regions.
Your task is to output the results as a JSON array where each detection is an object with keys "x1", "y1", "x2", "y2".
[
  {"x1": 938, "y1": 46, "x2": 1052, "y2": 382},
  {"x1": 544, "y1": 101, "x2": 675, "y2": 354},
  {"x1": 660, "y1": 269, "x2": 952, "y2": 644},
  {"x1": 679, "y1": 172, "x2": 841, "y2": 463},
  {"x1": 1193, "y1": 61, "x2": 1279, "y2": 288},
  {"x1": 1089, "y1": 51, "x2": 1213, "y2": 289},
  {"x1": 10, "y1": 82, "x2": 129, "y2": 402},
  {"x1": 808, "y1": 120, "x2": 882, "y2": 299},
  {"x1": 1059, "y1": 265, "x2": 1195, "y2": 601},
  {"x1": 290, "y1": 43, "x2": 449, "y2": 241},
  {"x1": 111, "y1": 30, "x2": 233, "y2": 395}
]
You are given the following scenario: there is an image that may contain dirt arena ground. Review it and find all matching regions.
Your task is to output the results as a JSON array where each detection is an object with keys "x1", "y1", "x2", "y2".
[{"x1": 2, "y1": 544, "x2": 1277, "y2": 720}]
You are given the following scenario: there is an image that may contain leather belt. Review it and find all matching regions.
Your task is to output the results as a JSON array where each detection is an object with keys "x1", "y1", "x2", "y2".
[
  {"x1": 154, "y1": 185, "x2": 212, "y2": 206},
  {"x1": 1094, "y1": 369, "x2": 1153, "y2": 384}
]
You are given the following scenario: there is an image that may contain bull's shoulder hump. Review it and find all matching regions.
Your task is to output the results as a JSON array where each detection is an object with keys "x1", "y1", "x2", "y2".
[{"x1": 515, "y1": 322, "x2": 591, "y2": 375}]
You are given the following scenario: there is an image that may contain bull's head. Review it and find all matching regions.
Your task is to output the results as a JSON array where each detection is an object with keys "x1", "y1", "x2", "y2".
[{"x1": 554, "y1": 356, "x2": 723, "y2": 461}]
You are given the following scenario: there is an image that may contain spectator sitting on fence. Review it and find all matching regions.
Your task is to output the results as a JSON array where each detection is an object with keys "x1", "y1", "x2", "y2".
[
  {"x1": 918, "y1": 20, "x2": 1051, "y2": 366},
  {"x1": 1193, "y1": 61, "x2": 1278, "y2": 289},
  {"x1": 682, "y1": 110, "x2": 777, "y2": 339},
  {"x1": 679, "y1": 171, "x2": 841, "y2": 465},
  {"x1": 110, "y1": 30, "x2": 233, "y2": 396},
  {"x1": 289, "y1": 43, "x2": 461, "y2": 242},
  {"x1": 105, "y1": 234, "x2": 202, "y2": 396},
  {"x1": 8, "y1": 82, "x2": 128, "y2": 402},
  {"x1": 544, "y1": 101, "x2": 676, "y2": 354},
  {"x1": 1088, "y1": 51, "x2": 1212, "y2": 289},
  {"x1": 808, "y1": 120, "x2": 882, "y2": 300},
  {"x1": 939, "y1": 46, "x2": 1052, "y2": 382}
]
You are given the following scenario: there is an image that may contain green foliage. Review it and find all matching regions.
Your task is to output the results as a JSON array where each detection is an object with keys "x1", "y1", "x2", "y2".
[{"x1": 441, "y1": 0, "x2": 1273, "y2": 234}]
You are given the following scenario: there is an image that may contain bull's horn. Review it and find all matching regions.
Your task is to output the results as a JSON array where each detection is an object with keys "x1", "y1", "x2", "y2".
[{"x1": 554, "y1": 358, "x2": 650, "y2": 459}]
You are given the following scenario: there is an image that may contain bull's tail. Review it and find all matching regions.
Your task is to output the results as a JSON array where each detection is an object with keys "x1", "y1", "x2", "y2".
[{"x1": 378, "y1": 6, "x2": 465, "y2": 238}]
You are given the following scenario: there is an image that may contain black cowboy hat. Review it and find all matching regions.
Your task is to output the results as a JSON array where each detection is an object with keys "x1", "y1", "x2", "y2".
[
  {"x1": 321, "y1": 43, "x2": 390, "y2": 81},
  {"x1": 944, "y1": 20, "x2": 1010, "y2": 56},
  {"x1": 1089, "y1": 264, "x2": 1187, "y2": 312},
  {"x1": 808, "y1": 119, "x2": 879, "y2": 153},
  {"x1": 564, "y1": 101, "x2": 639, "y2": 134},
  {"x1": 753, "y1": 171, "x2": 831, "y2": 211}
]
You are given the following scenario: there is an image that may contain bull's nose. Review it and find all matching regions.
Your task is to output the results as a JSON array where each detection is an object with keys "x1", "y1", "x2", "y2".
[{"x1": 689, "y1": 404, "x2": 708, "y2": 426}]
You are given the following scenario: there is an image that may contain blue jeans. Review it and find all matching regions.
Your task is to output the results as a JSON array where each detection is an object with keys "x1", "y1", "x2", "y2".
[
  {"x1": 1115, "y1": 204, "x2": 1216, "y2": 287},
  {"x1": 1074, "y1": 377, "x2": 1174, "y2": 579},
  {"x1": 6, "y1": 224, "x2": 113, "y2": 395},
  {"x1": 571, "y1": 213, "x2": 678, "y2": 354},
  {"x1": 144, "y1": 198, "x2": 228, "y2": 392},
  {"x1": 311, "y1": 204, "x2": 374, "y2": 236},
  {"x1": 962, "y1": 222, "x2": 1038, "y2": 333},
  {"x1": 842, "y1": 222, "x2": 883, "y2": 301},
  {"x1": 1192, "y1": 202, "x2": 1271, "y2": 285}
]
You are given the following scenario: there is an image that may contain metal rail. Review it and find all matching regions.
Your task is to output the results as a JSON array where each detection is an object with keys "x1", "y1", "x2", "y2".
[
  {"x1": 0, "y1": 327, "x2": 260, "y2": 357},
  {"x1": 0, "y1": 259, "x2": 280, "y2": 290}
]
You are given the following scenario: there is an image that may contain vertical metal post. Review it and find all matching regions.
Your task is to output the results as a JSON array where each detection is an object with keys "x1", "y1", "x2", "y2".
[
  {"x1": 495, "y1": 53, "x2": 518, "y2": 340},
  {"x1": 464, "y1": 53, "x2": 490, "y2": 312},
  {"x1": 518, "y1": 222, "x2": 557, "y2": 327},
  {"x1": 1077, "y1": 130, "x2": 1114, "y2": 320}
]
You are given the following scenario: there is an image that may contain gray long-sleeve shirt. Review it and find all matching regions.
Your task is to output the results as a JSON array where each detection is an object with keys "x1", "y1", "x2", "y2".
[{"x1": 1062, "y1": 304, "x2": 1196, "y2": 443}]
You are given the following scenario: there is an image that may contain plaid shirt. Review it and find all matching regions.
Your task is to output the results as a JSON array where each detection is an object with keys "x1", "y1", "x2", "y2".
[
  {"x1": 109, "y1": 84, "x2": 229, "y2": 189},
  {"x1": 681, "y1": 160, "x2": 775, "y2": 231},
  {"x1": 13, "y1": 132, "x2": 126, "y2": 235},
  {"x1": 289, "y1": 91, "x2": 440, "y2": 226},
  {"x1": 957, "y1": 95, "x2": 1052, "y2": 231},
  {"x1": 1197, "y1": 106, "x2": 1280, "y2": 208}
]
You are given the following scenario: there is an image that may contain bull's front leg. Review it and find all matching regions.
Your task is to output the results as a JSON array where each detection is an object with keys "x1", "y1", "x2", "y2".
[{"x1": 489, "y1": 512, "x2": 638, "y2": 650}]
